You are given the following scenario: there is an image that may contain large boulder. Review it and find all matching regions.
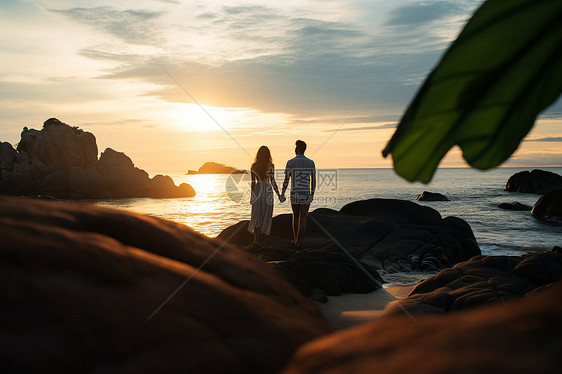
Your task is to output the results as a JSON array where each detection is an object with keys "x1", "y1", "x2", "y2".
[
  {"x1": 0, "y1": 141, "x2": 17, "y2": 171},
  {"x1": 282, "y1": 281, "x2": 562, "y2": 374},
  {"x1": 149, "y1": 174, "x2": 196, "y2": 198},
  {"x1": 416, "y1": 191, "x2": 449, "y2": 201},
  {"x1": 531, "y1": 190, "x2": 562, "y2": 222},
  {"x1": 497, "y1": 201, "x2": 532, "y2": 211},
  {"x1": 17, "y1": 118, "x2": 98, "y2": 170},
  {"x1": 0, "y1": 196, "x2": 330, "y2": 373},
  {"x1": 504, "y1": 169, "x2": 562, "y2": 194},
  {"x1": 0, "y1": 118, "x2": 195, "y2": 199},
  {"x1": 218, "y1": 199, "x2": 481, "y2": 297},
  {"x1": 384, "y1": 248, "x2": 562, "y2": 316},
  {"x1": 96, "y1": 148, "x2": 151, "y2": 197}
]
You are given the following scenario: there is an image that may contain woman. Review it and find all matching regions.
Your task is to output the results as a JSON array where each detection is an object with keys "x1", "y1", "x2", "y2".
[{"x1": 248, "y1": 146, "x2": 282, "y2": 246}]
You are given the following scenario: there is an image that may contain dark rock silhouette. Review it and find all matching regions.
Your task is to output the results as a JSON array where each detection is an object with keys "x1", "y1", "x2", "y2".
[
  {"x1": 416, "y1": 191, "x2": 449, "y2": 201},
  {"x1": 384, "y1": 248, "x2": 562, "y2": 316},
  {"x1": 0, "y1": 118, "x2": 195, "y2": 199},
  {"x1": 282, "y1": 281, "x2": 562, "y2": 374},
  {"x1": 497, "y1": 201, "x2": 533, "y2": 211},
  {"x1": 532, "y1": 190, "x2": 562, "y2": 222},
  {"x1": 218, "y1": 199, "x2": 480, "y2": 298},
  {"x1": 0, "y1": 196, "x2": 330, "y2": 373},
  {"x1": 504, "y1": 169, "x2": 562, "y2": 194},
  {"x1": 188, "y1": 161, "x2": 247, "y2": 174}
]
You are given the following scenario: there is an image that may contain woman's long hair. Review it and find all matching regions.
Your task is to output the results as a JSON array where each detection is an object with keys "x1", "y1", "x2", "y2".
[{"x1": 251, "y1": 146, "x2": 272, "y2": 180}]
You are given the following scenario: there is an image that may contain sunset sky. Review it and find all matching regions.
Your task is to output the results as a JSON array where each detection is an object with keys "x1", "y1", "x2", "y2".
[{"x1": 1, "y1": 0, "x2": 561, "y2": 174}]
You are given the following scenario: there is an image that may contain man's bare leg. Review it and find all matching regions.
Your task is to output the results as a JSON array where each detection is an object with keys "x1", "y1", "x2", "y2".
[
  {"x1": 295, "y1": 203, "x2": 310, "y2": 246},
  {"x1": 291, "y1": 203, "x2": 301, "y2": 244}
]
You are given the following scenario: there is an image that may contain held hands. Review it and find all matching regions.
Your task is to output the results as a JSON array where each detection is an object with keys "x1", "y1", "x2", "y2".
[{"x1": 279, "y1": 193, "x2": 286, "y2": 203}]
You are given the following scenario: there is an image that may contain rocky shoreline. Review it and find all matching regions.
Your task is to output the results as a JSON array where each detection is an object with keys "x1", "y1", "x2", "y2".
[
  {"x1": 1, "y1": 169, "x2": 562, "y2": 372},
  {"x1": 0, "y1": 118, "x2": 195, "y2": 199},
  {"x1": 219, "y1": 198, "x2": 480, "y2": 300}
]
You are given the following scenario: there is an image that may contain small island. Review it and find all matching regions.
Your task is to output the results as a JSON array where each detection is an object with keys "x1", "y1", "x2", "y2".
[{"x1": 187, "y1": 161, "x2": 247, "y2": 175}]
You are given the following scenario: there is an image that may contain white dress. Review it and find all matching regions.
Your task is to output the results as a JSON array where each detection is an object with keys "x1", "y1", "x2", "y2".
[{"x1": 248, "y1": 179, "x2": 274, "y2": 235}]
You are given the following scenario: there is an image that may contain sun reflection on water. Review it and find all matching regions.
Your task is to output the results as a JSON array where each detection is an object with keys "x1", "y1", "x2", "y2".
[{"x1": 95, "y1": 172, "x2": 284, "y2": 237}]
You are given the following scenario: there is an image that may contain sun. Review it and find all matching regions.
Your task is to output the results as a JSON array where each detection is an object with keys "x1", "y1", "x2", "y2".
[{"x1": 163, "y1": 103, "x2": 249, "y2": 132}]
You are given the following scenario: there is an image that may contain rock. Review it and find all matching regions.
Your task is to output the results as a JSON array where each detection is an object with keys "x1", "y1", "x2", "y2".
[
  {"x1": 0, "y1": 141, "x2": 17, "y2": 172},
  {"x1": 191, "y1": 161, "x2": 247, "y2": 174},
  {"x1": 271, "y1": 250, "x2": 383, "y2": 297},
  {"x1": 0, "y1": 118, "x2": 195, "y2": 199},
  {"x1": 497, "y1": 201, "x2": 532, "y2": 211},
  {"x1": 187, "y1": 169, "x2": 198, "y2": 174},
  {"x1": 281, "y1": 281, "x2": 562, "y2": 374},
  {"x1": 532, "y1": 190, "x2": 562, "y2": 222},
  {"x1": 383, "y1": 248, "x2": 562, "y2": 316},
  {"x1": 218, "y1": 199, "x2": 480, "y2": 297},
  {"x1": 96, "y1": 148, "x2": 151, "y2": 197},
  {"x1": 149, "y1": 174, "x2": 196, "y2": 198},
  {"x1": 18, "y1": 118, "x2": 98, "y2": 170},
  {"x1": 416, "y1": 191, "x2": 449, "y2": 201},
  {"x1": 0, "y1": 195, "x2": 330, "y2": 373},
  {"x1": 504, "y1": 169, "x2": 562, "y2": 194}
]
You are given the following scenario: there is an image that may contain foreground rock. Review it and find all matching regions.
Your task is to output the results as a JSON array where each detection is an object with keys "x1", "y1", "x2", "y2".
[
  {"x1": 218, "y1": 199, "x2": 480, "y2": 297},
  {"x1": 416, "y1": 191, "x2": 449, "y2": 201},
  {"x1": 0, "y1": 196, "x2": 330, "y2": 373},
  {"x1": 282, "y1": 281, "x2": 562, "y2": 374},
  {"x1": 0, "y1": 118, "x2": 195, "y2": 199},
  {"x1": 384, "y1": 248, "x2": 562, "y2": 316},
  {"x1": 504, "y1": 169, "x2": 562, "y2": 194},
  {"x1": 188, "y1": 161, "x2": 246, "y2": 174},
  {"x1": 532, "y1": 190, "x2": 562, "y2": 222}
]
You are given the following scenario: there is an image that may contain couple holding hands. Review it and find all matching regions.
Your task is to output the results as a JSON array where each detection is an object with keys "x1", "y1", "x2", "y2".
[{"x1": 248, "y1": 140, "x2": 316, "y2": 248}]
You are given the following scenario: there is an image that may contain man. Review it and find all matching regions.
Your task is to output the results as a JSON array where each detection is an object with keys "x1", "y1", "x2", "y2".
[{"x1": 281, "y1": 140, "x2": 316, "y2": 248}]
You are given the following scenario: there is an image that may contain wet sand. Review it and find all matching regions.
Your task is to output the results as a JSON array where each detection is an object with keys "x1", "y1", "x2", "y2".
[{"x1": 320, "y1": 284, "x2": 417, "y2": 330}]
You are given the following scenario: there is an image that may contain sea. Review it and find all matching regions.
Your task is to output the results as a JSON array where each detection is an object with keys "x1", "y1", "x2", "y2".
[{"x1": 95, "y1": 167, "x2": 561, "y2": 284}]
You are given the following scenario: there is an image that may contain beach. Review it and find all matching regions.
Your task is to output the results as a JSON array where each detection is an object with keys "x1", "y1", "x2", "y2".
[{"x1": 320, "y1": 284, "x2": 417, "y2": 330}]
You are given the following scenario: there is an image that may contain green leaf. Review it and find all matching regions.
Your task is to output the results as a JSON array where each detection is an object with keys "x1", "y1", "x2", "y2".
[{"x1": 382, "y1": 0, "x2": 562, "y2": 183}]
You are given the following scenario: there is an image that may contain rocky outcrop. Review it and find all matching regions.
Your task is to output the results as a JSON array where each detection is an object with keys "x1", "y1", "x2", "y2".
[
  {"x1": 0, "y1": 118, "x2": 195, "y2": 199},
  {"x1": 0, "y1": 195, "x2": 330, "y2": 373},
  {"x1": 532, "y1": 190, "x2": 562, "y2": 222},
  {"x1": 416, "y1": 191, "x2": 449, "y2": 201},
  {"x1": 188, "y1": 161, "x2": 246, "y2": 174},
  {"x1": 218, "y1": 199, "x2": 480, "y2": 297},
  {"x1": 282, "y1": 281, "x2": 562, "y2": 374},
  {"x1": 504, "y1": 169, "x2": 562, "y2": 194},
  {"x1": 383, "y1": 248, "x2": 562, "y2": 316},
  {"x1": 497, "y1": 201, "x2": 532, "y2": 211}
]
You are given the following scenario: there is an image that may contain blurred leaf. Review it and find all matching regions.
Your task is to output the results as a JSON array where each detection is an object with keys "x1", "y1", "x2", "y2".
[{"x1": 382, "y1": 0, "x2": 562, "y2": 183}]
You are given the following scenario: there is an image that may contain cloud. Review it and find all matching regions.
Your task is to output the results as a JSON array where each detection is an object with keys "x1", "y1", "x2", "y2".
[
  {"x1": 224, "y1": 6, "x2": 270, "y2": 15},
  {"x1": 48, "y1": 2, "x2": 498, "y2": 123},
  {"x1": 50, "y1": 6, "x2": 164, "y2": 45},
  {"x1": 89, "y1": 51, "x2": 420, "y2": 119},
  {"x1": 196, "y1": 12, "x2": 217, "y2": 20},
  {"x1": 384, "y1": 1, "x2": 467, "y2": 27},
  {"x1": 505, "y1": 153, "x2": 562, "y2": 166},
  {"x1": 525, "y1": 137, "x2": 562, "y2": 142},
  {"x1": 324, "y1": 123, "x2": 398, "y2": 132},
  {"x1": 79, "y1": 4, "x2": 437, "y2": 119}
]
